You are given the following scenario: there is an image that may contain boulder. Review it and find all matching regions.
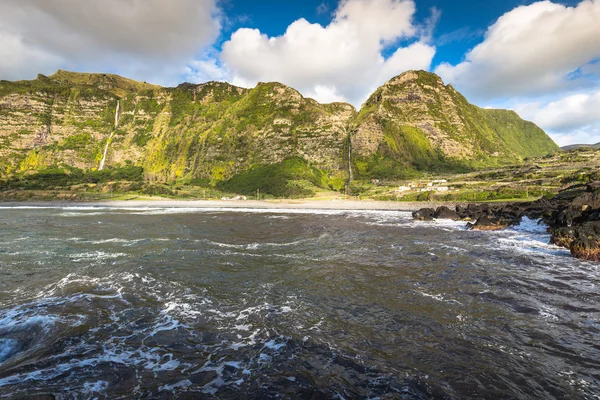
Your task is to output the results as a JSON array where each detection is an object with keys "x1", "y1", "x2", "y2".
[
  {"x1": 412, "y1": 208, "x2": 435, "y2": 221},
  {"x1": 571, "y1": 192, "x2": 600, "y2": 211},
  {"x1": 570, "y1": 235, "x2": 600, "y2": 262},
  {"x1": 468, "y1": 215, "x2": 521, "y2": 231},
  {"x1": 553, "y1": 217, "x2": 600, "y2": 261},
  {"x1": 550, "y1": 226, "x2": 576, "y2": 248},
  {"x1": 586, "y1": 181, "x2": 600, "y2": 192},
  {"x1": 456, "y1": 203, "x2": 490, "y2": 221},
  {"x1": 433, "y1": 206, "x2": 461, "y2": 220}
]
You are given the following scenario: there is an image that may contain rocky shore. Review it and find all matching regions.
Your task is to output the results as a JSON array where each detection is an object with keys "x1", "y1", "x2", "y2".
[{"x1": 413, "y1": 182, "x2": 600, "y2": 262}]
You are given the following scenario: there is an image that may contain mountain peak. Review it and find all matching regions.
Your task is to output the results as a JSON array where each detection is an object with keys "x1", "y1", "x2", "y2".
[
  {"x1": 386, "y1": 70, "x2": 445, "y2": 87},
  {"x1": 47, "y1": 69, "x2": 160, "y2": 97}
]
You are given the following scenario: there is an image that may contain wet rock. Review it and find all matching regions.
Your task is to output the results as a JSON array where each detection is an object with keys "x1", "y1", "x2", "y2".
[
  {"x1": 411, "y1": 185, "x2": 600, "y2": 261},
  {"x1": 569, "y1": 221, "x2": 600, "y2": 262},
  {"x1": 467, "y1": 215, "x2": 521, "y2": 231},
  {"x1": 571, "y1": 191, "x2": 600, "y2": 211},
  {"x1": 463, "y1": 203, "x2": 488, "y2": 220},
  {"x1": 433, "y1": 206, "x2": 461, "y2": 220},
  {"x1": 571, "y1": 236, "x2": 600, "y2": 262},
  {"x1": 412, "y1": 208, "x2": 435, "y2": 221},
  {"x1": 550, "y1": 226, "x2": 576, "y2": 248}
]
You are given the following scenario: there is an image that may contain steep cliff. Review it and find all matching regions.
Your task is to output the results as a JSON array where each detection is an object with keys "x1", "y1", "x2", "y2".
[
  {"x1": 350, "y1": 70, "x2": 559, "y2": 178},
  {"x1": 142, "y1": 81, "x2": 354, "y2": 182},
  {"x1": 0, "y1": 70, "x2": 558, "y2": 187}
]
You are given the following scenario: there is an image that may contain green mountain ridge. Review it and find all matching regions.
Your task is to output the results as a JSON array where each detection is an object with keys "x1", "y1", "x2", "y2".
[
  {"x1": 350, "y1": 71, "x2": 558, "y2": 178},
  {"x1": 0, "y1": 69, "x2": 559, "y2": 195},
  {"x1": 561, "y1": 142, "x2": 600, "y2": 151}
]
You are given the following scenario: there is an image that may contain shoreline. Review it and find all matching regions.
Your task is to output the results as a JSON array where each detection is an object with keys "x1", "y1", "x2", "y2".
[{"x1": 0, "y1": 199, "x2": 466, "y2": 211}]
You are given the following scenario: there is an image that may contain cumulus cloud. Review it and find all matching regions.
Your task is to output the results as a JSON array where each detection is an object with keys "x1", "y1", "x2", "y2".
[
  {"x1": 514, "y1": 90, "x2": 600, "y2": 146},
  {"x1": 0, "y1": 0, "x2": 221, "y2": 84},
  {"x1": 435, "y1": 0, "x2": 600, "y2": 101},
  {"x1": 547, "y1": 125, "x2": 600, "y2": 147},
  {"x1": 215, "y1": 0, "x2": 436, "y2": 106}
]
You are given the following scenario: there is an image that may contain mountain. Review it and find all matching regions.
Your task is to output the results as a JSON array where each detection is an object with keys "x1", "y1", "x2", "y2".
[
  {"x1": 351, "y1": 71, "x2": 558, "y2": 178},
  {"x1": 0, "y1": 70, "x2": 558, "y2": 191},
  {"x1": 561, "y1": 142, "x2": 600, "y2": 151}
]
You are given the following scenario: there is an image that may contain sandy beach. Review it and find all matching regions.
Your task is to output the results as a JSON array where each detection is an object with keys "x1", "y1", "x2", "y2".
[{"x1": 0, "y1": 199, "x2": 461, "y2": 211}]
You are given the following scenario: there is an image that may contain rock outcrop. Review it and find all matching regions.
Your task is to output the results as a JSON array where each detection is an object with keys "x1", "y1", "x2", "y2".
[{"x1": 413, "y1": 182, "x2": 600, "y2": 262}]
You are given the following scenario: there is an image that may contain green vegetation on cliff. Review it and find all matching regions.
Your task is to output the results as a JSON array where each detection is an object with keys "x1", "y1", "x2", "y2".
[
  {"x1": 218, "y1": 157, "x2": 331, "y2": 198},
  {"x1": 352, "y1": 71, "x2": 559, "y2": 177},
  {"x1": 0, "y1": 69, "x2": 559, "y2": 195}
]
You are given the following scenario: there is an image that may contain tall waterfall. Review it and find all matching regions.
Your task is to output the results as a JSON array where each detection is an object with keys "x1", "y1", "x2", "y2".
[
  {"x1": 114, "y1": 100, "x2": 120, "y2": 127},
  {"x1": 98, "y1": 101, "x2": 119, "y2": 171},
  {"x1": 347, "y1": 133, "x2": 353, "y2": 182}
]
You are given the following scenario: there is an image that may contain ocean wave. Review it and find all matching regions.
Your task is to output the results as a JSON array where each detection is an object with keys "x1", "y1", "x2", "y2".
[
  {"x1": 492, "y1": 218, "x2": 571, "y2": 258},
  {"x1": 69, "y1": 251, "x2": 128, "y2": 262},
  {"x1": 203, "y1": 238, "x2": 310, "y2": 250},
  {"x1": 0, "y1": 338, "x2": 20, "y2": 363}
]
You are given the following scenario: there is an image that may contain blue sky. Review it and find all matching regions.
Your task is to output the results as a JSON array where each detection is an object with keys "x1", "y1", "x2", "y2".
[
  {"x1": 0, "y1": 0, "x2": 598, "y2": 145},
  {"x1": 218, "y1": 0, "x2": 579, "y2": 67}
]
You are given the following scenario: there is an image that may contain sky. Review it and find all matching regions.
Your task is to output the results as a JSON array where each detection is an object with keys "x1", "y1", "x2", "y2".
[{"x1": 0, "y1": 0, "x2": 598, "y2": 146}]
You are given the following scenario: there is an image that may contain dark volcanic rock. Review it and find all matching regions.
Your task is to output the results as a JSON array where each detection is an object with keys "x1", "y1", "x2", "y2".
[
  {"x1": 550, "y1": 226, "x2": 576, "y2": 248},
  {"x1": 571, "y1": 236, "x2": 600, "y2": 262},
  {"x1": 568, "y1": 220, "x2": 600, "y2": 262},
  {"x1": 433, "y1": 206, "x2": 461, "y2": 220},
  {"x1": 467, "y1": 215, "x2": 521, "y2": 231},
  {"x1": 586, "y1": 181, "x2": 600, "y2": 192},
  {"x1": 412, "y1": 208, "x2": 435, "y2": 221},
  {"x1": 411, "y1": 182, "x2": 600, "y2": 262}
]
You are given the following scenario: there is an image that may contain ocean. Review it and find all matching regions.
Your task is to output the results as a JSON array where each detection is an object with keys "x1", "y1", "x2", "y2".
[{"x1": 0, "y1": 206, "x2": 598, "y2": 399}]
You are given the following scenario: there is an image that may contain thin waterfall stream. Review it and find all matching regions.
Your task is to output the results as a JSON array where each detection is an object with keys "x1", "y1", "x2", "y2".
[
  {"x1": 348, "y1": 132, "x2": 353, "y2": 181},
  {"x1": 98, "y1": 100, "x2": 119, "y2": 171}
]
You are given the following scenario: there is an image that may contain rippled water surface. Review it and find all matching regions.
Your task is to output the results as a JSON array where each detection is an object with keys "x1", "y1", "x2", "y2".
[{"x1": 0, "y1": 206, "x2": 599, "y2": 399}]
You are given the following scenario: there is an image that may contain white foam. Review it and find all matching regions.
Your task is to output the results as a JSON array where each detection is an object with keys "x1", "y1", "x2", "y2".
[
  {"x1": 512, "y1": 217, "x2": 550, "y2": 235},
  {"x1": 205, "y1": 238, "x2": 307, "y2": 250},
  {"x1": 191, "y1": 360, "x2": 250, "y2": 394},
  {"x1": 87, "y1": 238, "x2": 143, "y2": 245},
  {"x1": 263, "y1": 338, "x2": 287, "y2": 351},
  {"x1": 493, "y1": 218, "x2": 571, "y2": 258},
  {"x1": 0, "y1": 339, "x2": 20, "y2": 363},
  {"x1": 159, "y1": 379, "x2": 192, "y2": 392},
  {"x1": 69, "y1": 251, "x2": 128, "y2": 262},
  {"x1": 0, "y1": 310, "x2": 58, "y2": 332},
  {"x1": 82, "y1": 380, "x2": 109, "y2": 394},
  {"x1": 417, "y1": 291, "x2": 462, "y2": 305}
]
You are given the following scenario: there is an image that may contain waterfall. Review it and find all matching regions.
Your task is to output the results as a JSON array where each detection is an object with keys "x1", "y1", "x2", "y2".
[
  {"x1": 114, "y1": 100, "x2": 120, "y2": 127},
  {"x1": 99, "y1": 100, "x2": 119, "y2": 171},
  {"x1": 348, "y1": 132, "x2": 353, "y2": 182}
]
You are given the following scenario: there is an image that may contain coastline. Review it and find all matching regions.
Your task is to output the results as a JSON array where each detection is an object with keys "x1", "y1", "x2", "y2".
[{"x1": 0, "y1": 199, "x2": 465, "y2": 211}]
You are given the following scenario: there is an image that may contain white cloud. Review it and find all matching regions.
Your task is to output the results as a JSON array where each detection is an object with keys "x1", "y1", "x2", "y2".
[
  {"x1": 548, "y1": 126, "x2": 600, "y2": 147},
  {"x1": 184, "y1": 55, "x2": 229, "y2": 84},
  {"x1": 0, "y1": 0, "x2": 221, "y2": 84},
  {"x1": 216, "y1": 0, "x2": 436, "y2": 106},
  {"x1": 514, "y1": 90, "x2": 600, "y2": 146},
  {"x1": 435, "y1": 0, "x2": 600, "y2": 101},
  {"x1": 515, "y1": 91, "x2": 600, "y2": 132}
]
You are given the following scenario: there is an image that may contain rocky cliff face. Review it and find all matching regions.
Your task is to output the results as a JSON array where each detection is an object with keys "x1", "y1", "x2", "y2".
[
  {"x1": 350, "y1": 71, "x2": 559, "y2": 178},
  {"x1": 0, "y1": 70, "x2": 558, "y2": 182},
  {"x1": 142, "y1": 81, "x2": 354, "y2": 182}
]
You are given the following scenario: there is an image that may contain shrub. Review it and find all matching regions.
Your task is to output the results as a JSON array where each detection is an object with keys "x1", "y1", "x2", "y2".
[{"x1": 218, "y1": 157, "x2": 327, "y2": 198}]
